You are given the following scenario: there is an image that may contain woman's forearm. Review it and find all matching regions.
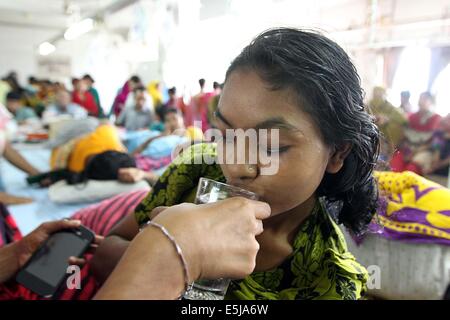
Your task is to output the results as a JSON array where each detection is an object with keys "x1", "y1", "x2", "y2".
[
  {"x1": 3, "y1": 143, "x2": 40, "y2": 176},
  {"x1": 94, "y1": 227, "x2": 186, "y2": 300},
  {"x1": 0, "y1": 243, "x2": 20, "y2": 283},
  {"x1": 90, "y1": 235, "x2": 130, "y2": 285}
]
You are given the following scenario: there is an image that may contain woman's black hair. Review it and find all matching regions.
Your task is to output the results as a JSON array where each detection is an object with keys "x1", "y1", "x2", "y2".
[
  {"x1": 163, "y1": 107, "x2": 180, "y2": 119},
  {"x1": 6, "y1": 91, "x2": 22, "y2": 101},
  {"x1": 67, "y1": 150, "x2": 136, "y2": 185},
  {"x1": 129, "y1": 75, "x2": 141, "y2": 84},
  {"x1": 225, "y1": 28, "x2": 380, "y2": 235}
]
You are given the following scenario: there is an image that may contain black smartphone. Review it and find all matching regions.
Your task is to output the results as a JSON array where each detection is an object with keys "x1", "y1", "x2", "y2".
[{"x1": 16, "y1": 225, "x2": 94, "y2": 298}]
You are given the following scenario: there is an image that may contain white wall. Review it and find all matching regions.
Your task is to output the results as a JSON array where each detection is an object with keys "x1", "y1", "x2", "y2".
[
  {"x1": 1, "y1": 0, "x2": 450, "y2": 109},
  {"x1": 157, "y1": 0, "x2": 450, "y2": 99},
  {"x1": 0, "y1": 25, "x2": 55, "y2": 84}
]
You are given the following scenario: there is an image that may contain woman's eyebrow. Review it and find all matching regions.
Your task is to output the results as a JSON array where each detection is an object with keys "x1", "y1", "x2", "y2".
[
  {"x1": 255, "y1": 117, "x2": 300, "y2": 132},
  {"x1": 215, "y1": 110, "x2": 301, "y2": 133}
]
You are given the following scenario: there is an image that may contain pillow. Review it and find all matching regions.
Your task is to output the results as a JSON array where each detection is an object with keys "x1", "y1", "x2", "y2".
[
  {"x1": 49, "y1": 179, "x2": 150, "y2": 204},
  {"x1": 342, "y1": 171, "x2": 450, "y2": 299},
  {"x1": 342, "y1": 229, "x2": 450, "y2": 300}
]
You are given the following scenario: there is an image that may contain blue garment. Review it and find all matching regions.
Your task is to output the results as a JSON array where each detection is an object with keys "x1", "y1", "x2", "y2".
[
  {"x1": 123, "y1": 130, "x2": 160, "y2": 153},
  {"x1": 149, "y1": 122, "x2": 165, "y2": 132},
  {"x1": 45, "y1": 103, "x2": 87, "y2": 119},
  {"x1": 15, "y1": 107, "x2": 37, "y2": 122},
  {"x1": 141, "y1": 135, "x2": 189, "y2": 159}
]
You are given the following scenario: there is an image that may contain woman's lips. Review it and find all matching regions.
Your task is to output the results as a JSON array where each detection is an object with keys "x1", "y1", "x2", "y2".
[{"x1": 226, "y1": 181, "x2": 263, "y2": 200}]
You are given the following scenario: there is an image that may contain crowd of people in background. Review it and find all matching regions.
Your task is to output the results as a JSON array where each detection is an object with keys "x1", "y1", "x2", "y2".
[
  {"x1": 369, "y1": 87, "x2": 450, "y2": 180},
  {"x1": 1, "y1": 69, "x2": 448, "y2": 184},
  {"x1": 0, "y1": 71, "x2": 225, "y2": 204},
  {"x1": 0, "y1": 71, "x2": 223, "y2": 132}
]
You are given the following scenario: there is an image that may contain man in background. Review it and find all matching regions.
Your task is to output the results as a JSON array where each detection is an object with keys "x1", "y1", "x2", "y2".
[
  {"x1": 5, "y1": 92, "x2": 37, "y2": 124},
  {"x1": 42, "y1": 89, "x2": 87, "y2": 122},
  {"x1": 116, "y1": 87, "x2": 153, "y2": 131}
]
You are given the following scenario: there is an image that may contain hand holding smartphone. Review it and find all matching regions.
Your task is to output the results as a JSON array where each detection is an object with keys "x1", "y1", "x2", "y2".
[{"x1": 16, "y1": 224, "x2": 95, "y2": 298}]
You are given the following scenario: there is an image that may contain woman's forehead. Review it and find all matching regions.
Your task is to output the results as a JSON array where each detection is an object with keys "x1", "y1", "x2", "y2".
[{"x1": 219, "y1": 70, "x2": 313, "y2": 133}]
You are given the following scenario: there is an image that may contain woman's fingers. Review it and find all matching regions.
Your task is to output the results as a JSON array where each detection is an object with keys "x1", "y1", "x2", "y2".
[
  {"x1": 149, "y1": 198, "x2": 271, "y2": 281},
  {"x1": 68, "y1": 256, "x2": 86, "y2": 266},
  {"x1": 40, "y1": 219, "x2": 81, "y2": 234},
  {"x1": 226, "y1": 197, "x2": 271, "y2": 220},
  {"x1": 249, "y1": 200, "x2": 271, "y2": 220},
  {"x1": 93, "y1": 235, "x2": 104, "y2": 245},
  {"x1": 254, "y1": 219, "x2": 264, "y2": 235}
]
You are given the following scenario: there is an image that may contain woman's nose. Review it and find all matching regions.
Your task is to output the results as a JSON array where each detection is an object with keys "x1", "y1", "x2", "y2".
[
  {"x1": 218, "y1": 137, "x2": 259, "y2": 182},
  {"x1": 223, "y1": 163, "x2": 258, "y2": 184}
]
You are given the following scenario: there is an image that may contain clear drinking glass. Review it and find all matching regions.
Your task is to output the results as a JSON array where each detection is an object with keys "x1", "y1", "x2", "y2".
[{"x1": 183, "y1": 177, "x2": 259, "y2": 300}]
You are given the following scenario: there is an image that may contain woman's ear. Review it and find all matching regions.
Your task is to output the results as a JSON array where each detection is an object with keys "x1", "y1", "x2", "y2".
[{"x1": 326, "y1": 143, "x2": 352, "y2": 174}]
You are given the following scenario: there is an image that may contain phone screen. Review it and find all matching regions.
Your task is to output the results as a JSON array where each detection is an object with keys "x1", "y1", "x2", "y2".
[{"x1": 24, "y1": 232, "x2": 89, "y2": 287}]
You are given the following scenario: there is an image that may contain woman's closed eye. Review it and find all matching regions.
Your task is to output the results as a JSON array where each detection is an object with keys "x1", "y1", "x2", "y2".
[{"x1": 260, "y1": 145, "x2": 291, "y2": 156}]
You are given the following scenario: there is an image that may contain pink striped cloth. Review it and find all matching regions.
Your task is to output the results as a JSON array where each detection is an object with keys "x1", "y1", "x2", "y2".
[
  {"x1": 70, "y1": 189, "x2": 149, "y2": 236},
  {"x1": 135, "y1": 154, "x2": 172, "y2": 172}
]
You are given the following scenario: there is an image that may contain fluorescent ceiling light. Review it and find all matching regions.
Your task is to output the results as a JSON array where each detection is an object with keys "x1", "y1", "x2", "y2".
[
  {"x1": 64, "y1": 18, "x2": 94, "y2": 41},
  {"x1": 39, "y1": 42, "x2": 56, "y2": 56}
]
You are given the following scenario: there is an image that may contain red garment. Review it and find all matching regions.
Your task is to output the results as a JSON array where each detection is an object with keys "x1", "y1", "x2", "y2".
[
  {"x1": 408, "y1": 111, "x2": 441, "y2": 132},
  {"x1": 390, "y1": 150, "x2": 422, "y2": 175},
  {"x1": 72, "y1": 90, "x2": 99, "y2": 117},
  {"x1": 0, "y1": 203, "x2": 22, "y2": 247},
  {"x1": 184, "y1": 92, "x2": 213, "y2": 132}
]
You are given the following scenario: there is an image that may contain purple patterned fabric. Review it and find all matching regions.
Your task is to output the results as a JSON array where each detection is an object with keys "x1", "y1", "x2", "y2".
[{"x1": 353, "y1": 172, "x2": 450, "y2": 246}]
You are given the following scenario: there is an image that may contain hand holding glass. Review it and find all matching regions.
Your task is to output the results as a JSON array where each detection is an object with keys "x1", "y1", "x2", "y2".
[{"x1": 183, "y1": 177, "x2": 259, "y2": 300}]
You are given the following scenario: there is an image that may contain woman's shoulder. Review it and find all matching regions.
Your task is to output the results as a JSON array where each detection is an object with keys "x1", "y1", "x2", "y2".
[{"x1": 134, "y1": 142, "x2": 224, "y2": 226}]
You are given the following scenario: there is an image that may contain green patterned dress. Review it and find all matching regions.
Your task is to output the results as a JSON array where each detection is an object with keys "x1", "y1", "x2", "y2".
[{"x1": 134, "y1": 143, "x2": 368, "y2": 300}]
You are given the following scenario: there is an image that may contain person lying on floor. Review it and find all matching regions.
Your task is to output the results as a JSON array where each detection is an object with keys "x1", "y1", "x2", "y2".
[
  {"x1": 32, "y1": 150, "x2": 151, "y2": 204},
  {"x1": 91, "y1": 28, "x2": 380, "y2": 300},
  {"x1": 50, "y1": 123, "x2": 125, "y2": 175},
  {"x1": 34, "y1": 123, "x2": 137, "y2": 186},
  {"x1": 33, "y1": 120, "x2": 163, "y2": 190}
]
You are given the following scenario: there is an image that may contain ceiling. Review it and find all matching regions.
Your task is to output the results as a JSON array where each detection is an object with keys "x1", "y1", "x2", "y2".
[
  {"x1": 0, "y1": 0, "x2": 120, "y2": 30},
  {"x1": 0, "y1": 0, "x2": 144, "y2": 49},
  {"x1": 1, "y1": 0, "x2": 449, "y2": 50}
]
